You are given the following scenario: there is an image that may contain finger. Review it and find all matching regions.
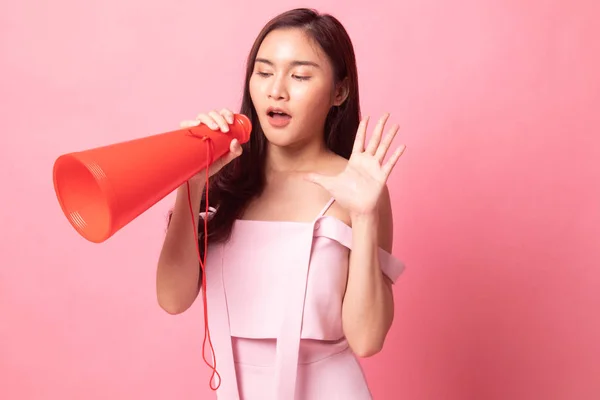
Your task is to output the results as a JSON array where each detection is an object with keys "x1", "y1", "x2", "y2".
[
  {"x1": 352, "y1": 116, "x2": 369, "y2": 154},
  {"x1": 208, "y1": 110, "x2": 230, "y2": 132},
  {"x1": 375, "y1": 123, "x2": 400, "y2": 163},
  {"x1": 365, "y1": 113, "x2": 390, "y2": 155},
  {"x1": 196, "y1": 114, "x2": 220, "y2": 130},
  {"x1": 220, "y1": 108, "x2": 235, "y2": 125},
  {"x1": 220, "y1": 147, "x2": 241, "y2": 166},
  {"x1": 213, "y1": 141, "x2": 243, "y2": 172},
  {"x1": 229, "y1": 138, "x2": 243, "y2": 156},
  {"x1": 382, "y1": 145, "x2": 406, "y2": 179}
]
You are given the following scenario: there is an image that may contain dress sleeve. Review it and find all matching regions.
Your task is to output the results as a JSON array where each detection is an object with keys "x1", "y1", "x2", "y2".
[
  {"x1": 315, "y1": 216, "x2": 406, "y2": 284},
  {"x1": 377, "y1": 248, "x2": 406, "y2": 284}
]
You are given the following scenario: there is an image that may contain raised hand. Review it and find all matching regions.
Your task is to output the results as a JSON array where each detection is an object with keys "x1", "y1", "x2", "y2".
[{"x1": 305, "y1": 113, "x2": 406, "y2": 217}]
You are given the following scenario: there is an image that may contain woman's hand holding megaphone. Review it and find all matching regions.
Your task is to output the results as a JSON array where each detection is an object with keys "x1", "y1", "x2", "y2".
[{"x1": 179, "y1": 107, "x2": 244, "y2": 188}]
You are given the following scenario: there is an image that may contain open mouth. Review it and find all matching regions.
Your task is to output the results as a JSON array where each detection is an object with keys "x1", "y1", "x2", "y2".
[
  {"x1": 266, "y1": 108, "x2": 292, "y2": 127},
  {"x1": 267, "y1": 110, "x2": 290, "y2": 118}
]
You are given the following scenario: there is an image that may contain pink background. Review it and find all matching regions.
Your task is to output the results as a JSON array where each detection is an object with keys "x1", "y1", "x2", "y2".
[{"x1": 1, "y1": 0, "x2": 599, "y2": 399}]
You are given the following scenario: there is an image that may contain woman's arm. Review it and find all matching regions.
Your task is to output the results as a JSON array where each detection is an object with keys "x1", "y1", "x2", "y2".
[
  {"x1": 155, "y1": 108, "x2": 243, "y2": 315},
  {"x1": 342, "y1": 184, "x2": 395, "y2": 357},
  {"x1": 156, "y1": 180, "x2": 205, "y2": 315}
]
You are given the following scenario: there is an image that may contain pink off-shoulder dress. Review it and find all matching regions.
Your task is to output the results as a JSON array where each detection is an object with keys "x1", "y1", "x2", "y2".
[{"x1": 201, "y1": 198, "x2": 405, "y2": 399}]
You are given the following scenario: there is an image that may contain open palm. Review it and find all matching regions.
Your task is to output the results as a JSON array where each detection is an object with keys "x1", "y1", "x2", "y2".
[{"x1": 307, "y1": 113, "x2": 406, "y2": 216}]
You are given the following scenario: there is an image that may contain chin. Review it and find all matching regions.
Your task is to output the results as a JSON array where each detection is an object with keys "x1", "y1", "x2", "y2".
[
  {"x1": 262, "y1": 129, "x2": 298, "y2": 148},
  {"x1": 259, "y1": 119, "x2": 295, "y2": 146}
]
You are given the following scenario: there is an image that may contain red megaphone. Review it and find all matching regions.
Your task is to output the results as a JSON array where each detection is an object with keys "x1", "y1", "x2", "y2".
[{"x1": 52, "y1": 114, "x2": 252, "y2": 243}]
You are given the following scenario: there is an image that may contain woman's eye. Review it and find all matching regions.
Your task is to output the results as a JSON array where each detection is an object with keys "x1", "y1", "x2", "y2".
[{"x1": 292, "y1": 75, "x2": 310, "y2": 81}]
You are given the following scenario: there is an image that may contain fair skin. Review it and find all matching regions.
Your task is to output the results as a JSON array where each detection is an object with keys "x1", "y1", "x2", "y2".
[{"x1": 156, "y1": 28, "x2": 405, "y2": 357}]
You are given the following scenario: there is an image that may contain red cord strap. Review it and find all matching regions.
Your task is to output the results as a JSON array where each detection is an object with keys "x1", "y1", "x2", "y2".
[{"x1": 185, "y1": 132, "x2": 220, "y2": 390}]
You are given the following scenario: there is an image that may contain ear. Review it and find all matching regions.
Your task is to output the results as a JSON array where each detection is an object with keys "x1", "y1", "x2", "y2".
[{"x1": 333, "y1": 77, "x2": 350, "y2": 106}]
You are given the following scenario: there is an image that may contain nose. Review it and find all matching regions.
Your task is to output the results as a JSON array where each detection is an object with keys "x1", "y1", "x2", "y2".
[{"x1": 268, "y1": 75, "x2": 289, "y2": 101}]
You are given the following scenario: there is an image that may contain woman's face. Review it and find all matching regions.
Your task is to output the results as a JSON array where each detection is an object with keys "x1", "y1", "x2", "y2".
[{"x1": 249, "y1": 28, "x2": 346, "y2": 150}]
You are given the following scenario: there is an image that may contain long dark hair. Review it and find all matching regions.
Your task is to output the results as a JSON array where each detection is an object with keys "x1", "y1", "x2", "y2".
[{"x1": 178, "y1": 8, "x2": 361, "y2": 261}]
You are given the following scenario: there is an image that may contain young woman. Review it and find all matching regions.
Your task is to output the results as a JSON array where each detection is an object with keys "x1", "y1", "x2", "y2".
[{"x1": 156, "y1": 8, "x2": 406, "y2": 400}]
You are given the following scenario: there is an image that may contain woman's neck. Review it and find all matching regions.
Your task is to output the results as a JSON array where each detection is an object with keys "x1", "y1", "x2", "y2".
[{"x1": 265, "y1": 137, "x2": 330, "y2": 174}]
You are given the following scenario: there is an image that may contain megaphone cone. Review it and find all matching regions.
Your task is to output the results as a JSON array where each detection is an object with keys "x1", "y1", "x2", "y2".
[{"x1": 52, "y1": 113, "x2": 252, "y2": 243}]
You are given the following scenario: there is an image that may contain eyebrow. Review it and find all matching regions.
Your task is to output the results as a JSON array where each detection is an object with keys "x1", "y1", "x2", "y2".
[{"x1": 255, "y1": 57, "x2": 321, "y2": 68}]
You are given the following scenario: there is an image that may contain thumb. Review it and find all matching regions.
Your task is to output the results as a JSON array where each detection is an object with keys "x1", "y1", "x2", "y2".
[
  {"x1": 229, "y1": 138, "x2": 243, "y2": 157},
  {"x1": 223, "y1": 139, "x2": 243, "y2": 163}
]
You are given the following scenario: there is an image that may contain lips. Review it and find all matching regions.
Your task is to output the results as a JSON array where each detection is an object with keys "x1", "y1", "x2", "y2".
[
  {"x1": 266, "y1": 106, "x2": 291, "y2": 117},
  {"x1": 266, "y1": 106, "x2": 291, "y2": 128}
]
